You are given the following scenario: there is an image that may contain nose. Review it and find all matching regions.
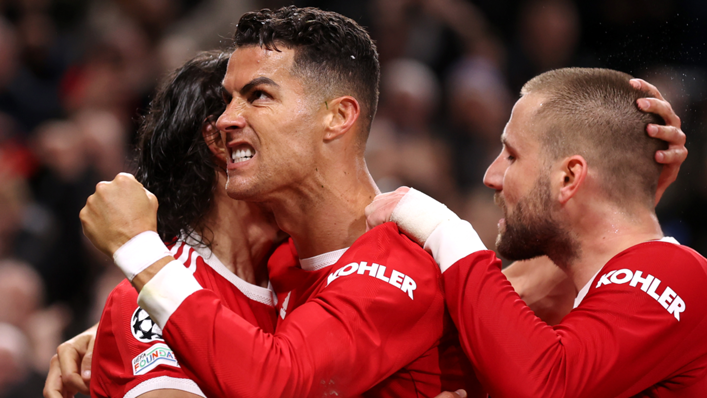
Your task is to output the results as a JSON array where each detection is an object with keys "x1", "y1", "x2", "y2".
[
  {"x1": 483, "y1": 152, "x2": 505, "y2": 191},
  {"x1": 216, "y1": 99, "x2": 247, "y2": 135}
]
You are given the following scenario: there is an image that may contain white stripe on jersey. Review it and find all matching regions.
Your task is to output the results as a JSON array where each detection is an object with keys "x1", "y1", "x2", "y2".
[
  {"x1": 123, "y1": 375, "x2": 205, "y2": 398},
  {"x1": 178, "y1": 232, "x2": 276, "y2": 307}
]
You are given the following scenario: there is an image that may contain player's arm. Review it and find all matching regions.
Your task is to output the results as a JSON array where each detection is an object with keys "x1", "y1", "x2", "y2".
[
  {"x1": 43, "y1": 323, "x2": 97, "y2": 398},
  {"x1": 80, "y1": 177, "x2": 445, "y2": 397},
  {"x1": 369, "y1": 189, "x2": 703, "y2": 397},
  {"x1": 138, "y1": 237, "x2": 446, "y2": 398}
]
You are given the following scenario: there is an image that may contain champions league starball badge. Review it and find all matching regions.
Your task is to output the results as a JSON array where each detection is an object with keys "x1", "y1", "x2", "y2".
[{"x1": 131, "y1": 307, "x2": 164, "y2": 343}]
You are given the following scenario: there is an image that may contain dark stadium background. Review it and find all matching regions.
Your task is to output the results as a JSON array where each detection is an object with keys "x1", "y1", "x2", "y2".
[{"x1": 0, "y1": 0, "x2": 705, "y2": 395}]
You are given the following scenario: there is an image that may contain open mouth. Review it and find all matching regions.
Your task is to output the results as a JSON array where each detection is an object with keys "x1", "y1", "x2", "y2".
[{"x1": 229, "y1": 144, "x2": 256, "y2": 164}]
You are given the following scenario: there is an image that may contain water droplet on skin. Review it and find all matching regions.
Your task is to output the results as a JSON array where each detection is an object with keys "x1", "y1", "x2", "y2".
[{"x1": 351, "y1": 55, "x2": 355, "y2": 59}]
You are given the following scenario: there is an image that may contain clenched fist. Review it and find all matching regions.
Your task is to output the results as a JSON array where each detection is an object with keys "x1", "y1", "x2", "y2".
[{"x1": 80, "y1": 173, "x2": 159, "y2": 257}]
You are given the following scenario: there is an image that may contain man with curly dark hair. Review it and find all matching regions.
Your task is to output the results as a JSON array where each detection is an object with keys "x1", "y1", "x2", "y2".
[{"x1": 45, "y1": 50, "x2": 284, "y2": 398}]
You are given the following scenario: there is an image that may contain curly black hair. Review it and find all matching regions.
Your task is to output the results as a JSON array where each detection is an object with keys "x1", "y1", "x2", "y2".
[
  {"x1": 234, "y1": 6, "x2": 380, "y2": 134},
  {"x1": 135, "y1": 50, "x2": 229, "y2": 244}
]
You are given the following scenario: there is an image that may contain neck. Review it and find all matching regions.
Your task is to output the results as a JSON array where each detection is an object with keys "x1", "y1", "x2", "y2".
[
  {"x1": 197, "y1": 172, "x2": 279, "y2": 287},
  {"x1": 556, "y1": 202, "x2": 664, "y2": 293},
  {"x1": 266, "y1": 157, "x2": 379, "y2": 259}
]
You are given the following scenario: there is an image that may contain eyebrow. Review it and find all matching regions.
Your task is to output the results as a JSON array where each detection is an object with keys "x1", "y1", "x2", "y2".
[
  {"x1": 239, "y1": 77, "x2": 280, "y2": 96},
  {"x1": 500, "y1": 133, "x2": 517, "y2": 153}
]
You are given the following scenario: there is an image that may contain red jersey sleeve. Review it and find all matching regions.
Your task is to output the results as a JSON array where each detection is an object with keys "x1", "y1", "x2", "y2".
[
  {"x1": 150, "y1": 223, "x2": 458, "y2": 398},
  {"x1": 438, "y1": 224, "x2": 707, "y2": 398},
  {"x1": 91, "y1": 280, "x2": 205, "y2": 398}
]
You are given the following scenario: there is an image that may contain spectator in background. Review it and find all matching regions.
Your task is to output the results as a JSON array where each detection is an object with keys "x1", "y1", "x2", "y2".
[
  {"x1": 0, "y1": 261, "x2": 67, "y2": 398},
  {"x1": 368, "y1": 58, "x2": 457, "y2": 204},
  {"x1": 507, "y1": 0, "x2": 597, "y2": 93},
  {"x1": 0, "y1": 322, "x2": 35, "y2": 398},
  {"x1": 29, "y1": 119, "x2": 100, "y2": 334},
  {"x1": 444, "y1": 57, "x2": 512, "y2": 192}
]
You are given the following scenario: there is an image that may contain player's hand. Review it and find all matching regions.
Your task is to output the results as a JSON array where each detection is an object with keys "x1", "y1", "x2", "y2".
[
  {"x1": 631, "y1": 78, "x2": 687, "y2": 206},
  {"x1": 366, "y1": 187, "x2": 460, "y2": 247},
  {"x1": 43, "y1": 324, "x2": 98, "y2": 398},
  {"x1": 80, "y1": 173, "x2": 159, "y2": 257},
  {"x1": 435, "y1": 390, "x2": 467, "y2": 398},
  {"x1": 365, "y1": 186, "x2": 410, "y2": 231}
]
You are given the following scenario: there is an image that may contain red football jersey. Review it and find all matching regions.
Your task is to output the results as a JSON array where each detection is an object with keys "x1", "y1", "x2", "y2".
[
  {"x1": 142, "y1": 222, "x2": 483, "y2": 398},
  {"x1": 433, "y1": 221, "x2": 707, "y2": 397},
  {"x1": 91, "y1": 237, "x2": 278, "y2": 398}
]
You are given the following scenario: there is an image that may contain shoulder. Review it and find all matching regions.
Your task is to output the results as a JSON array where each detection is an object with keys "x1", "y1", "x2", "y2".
[
  {"x1": 345, "y1": 222, "x2": 436, "y2": 268},
  {"x1": 587, "y1": 241, "x2": 707, "y2": 323},
  {"x1": 602, "y1": 241, "x2": 707, "y2": 285},
  {"x1": 324, "y1": 223, "x2": 440, "y2": 302}
]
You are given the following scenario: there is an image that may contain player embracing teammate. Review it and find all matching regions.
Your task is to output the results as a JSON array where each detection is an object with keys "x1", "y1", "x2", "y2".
[
  {"x1": 44, "y1": 5, "x2": 699, "y2": 398},
  {"x1": 368, "y1": 68, "x2": 706, "y2": 397}
]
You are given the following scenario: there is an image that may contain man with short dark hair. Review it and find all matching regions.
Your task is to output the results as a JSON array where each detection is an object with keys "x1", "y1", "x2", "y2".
[
  {"x1": 80, "y1": 6, "x2": 482, "y2": 398},
  {"x1": 367, "y1": 67, "x2": 707, "y2": 397}
]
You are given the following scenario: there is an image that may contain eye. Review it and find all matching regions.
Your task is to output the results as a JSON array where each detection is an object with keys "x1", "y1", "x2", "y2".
[
  {"x1": 249, "y1": 90, "x2": 270, "y2": 103},
  {"x1": 506, "y1": 155, "x2": 515, "y2": 162},
  {"x1": 221, "y1": 88, "x2": 232, "y2": 104}
]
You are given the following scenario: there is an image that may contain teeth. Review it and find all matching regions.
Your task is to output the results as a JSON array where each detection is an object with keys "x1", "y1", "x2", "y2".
[{"x1": 231, "y1": 147, "x2": 254, "y2": 163}]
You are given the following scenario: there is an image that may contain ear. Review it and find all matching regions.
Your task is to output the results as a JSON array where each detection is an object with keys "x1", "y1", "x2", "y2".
[
  {"x1": 323, "y1": 96, "x2": 360, "y2": 142},
  {"x1": 557, "y1": 155, "x2": 587, "y2": 204},
  {"x1": 202, "y1": 121, "x2": 228, "y2": 165}
]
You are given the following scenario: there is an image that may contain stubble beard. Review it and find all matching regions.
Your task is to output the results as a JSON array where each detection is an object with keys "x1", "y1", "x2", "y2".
[{"x1": 495, "y1": 175, "x2": 578, "y2": 266}]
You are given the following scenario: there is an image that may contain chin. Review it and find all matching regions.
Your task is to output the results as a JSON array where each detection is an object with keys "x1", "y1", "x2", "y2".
[
  {"x1": 496, "y1": 232, "x2": 547, "y2": 262},
  {"x1": 225, "y1": 179, "x2": 267, "y2": 202}
]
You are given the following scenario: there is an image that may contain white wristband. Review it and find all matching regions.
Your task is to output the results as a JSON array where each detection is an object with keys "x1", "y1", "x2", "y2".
[
  {"x1": 390, "y1": 188, "x2": 460, "y2": 246},
  {"x1": 113, "y1": 231, "x2": 172, "y2": 281}
]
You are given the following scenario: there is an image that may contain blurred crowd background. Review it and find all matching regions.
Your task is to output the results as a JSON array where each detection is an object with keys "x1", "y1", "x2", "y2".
[{"x1": 0, "y1": 0, "x2": 706, "y2": 395}]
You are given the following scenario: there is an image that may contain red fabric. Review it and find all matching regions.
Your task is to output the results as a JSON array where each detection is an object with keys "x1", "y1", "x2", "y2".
[
  {"x1": 161, "y1": 223, "x2": 484, "y2": 398},
  {"x1": 442, "y1": 241, "x2": 707, "y2": 398},
  {"x1": 91, "y1": 242, "x2": 277, "y2": 397}
]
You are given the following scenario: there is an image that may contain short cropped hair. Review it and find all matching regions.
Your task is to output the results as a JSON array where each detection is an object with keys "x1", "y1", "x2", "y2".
[
  {"x1": 234, "y1": 6, "x2": 380, "y2": 138},
  {"x1": 136, "y1": 50, "x2": 229, "y2": 244},
  {"x1": 521, "y1": 68, "x2": 667, "y2": 209}
]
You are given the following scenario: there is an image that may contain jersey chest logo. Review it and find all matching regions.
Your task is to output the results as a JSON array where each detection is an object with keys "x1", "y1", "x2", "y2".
[
  {"x1": 326, "y1": 261, "x2": 417, "y2": 300},
  {"x1": 595, "y1": 268, "x2": 685, "y2": 321},
  {"x1": 131, "y1": 307, "x2": 164, "y2": 343}
]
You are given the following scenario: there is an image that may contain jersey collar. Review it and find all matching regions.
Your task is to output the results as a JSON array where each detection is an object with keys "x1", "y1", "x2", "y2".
[
  {"x1": 177, "y1": 231, "x2": 276, "y2": 306},
  {"x1": 300, "y1": 247, "x2": 349, "y2": 272}
]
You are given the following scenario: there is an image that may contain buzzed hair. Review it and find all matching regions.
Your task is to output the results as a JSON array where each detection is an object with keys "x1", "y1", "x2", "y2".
[
  {"x1": 521, "y1": 68, "x2": 667, "y2": 209},
  {"x1": 234, "y1": 6, "x2": 380, "y2": 141}
]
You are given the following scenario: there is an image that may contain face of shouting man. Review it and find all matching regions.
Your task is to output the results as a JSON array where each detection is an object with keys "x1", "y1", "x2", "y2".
[{"x1": 217, "y1": 46, "x2": 326, "y2": 203}]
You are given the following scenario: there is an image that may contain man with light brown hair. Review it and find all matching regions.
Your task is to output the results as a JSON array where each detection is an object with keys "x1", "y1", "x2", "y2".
[{"x1": 368, "y1": 68, "x2": 707, "y2": 397}]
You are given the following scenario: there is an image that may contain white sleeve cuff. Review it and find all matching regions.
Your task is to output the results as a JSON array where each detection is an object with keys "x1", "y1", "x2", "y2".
[
  {"x1": 137, "y1": 260, "x2": 203, "y2": 329},
  {"x1": 113, "y1": 231, "x2": 172, "y2": 281},
  {"x1": 390, "y1": 188, "x2": 460, "y2": 245},
  {"x1": 424, "y1": 219, "x2": 487, "y2": 273}
]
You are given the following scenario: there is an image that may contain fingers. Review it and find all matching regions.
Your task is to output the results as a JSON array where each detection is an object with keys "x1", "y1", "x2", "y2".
[
  {"x1": 435, "y1": 389, "x2": 467, "y2": 398},
  {"x1": 58, "y1": 342, "x2": 90, "y2": 395},
  {"x1": 365, "y1": 187, "x2": 410, "y2": 230},
  {"x1": 44, "y1": 355, "x2": 68, "y2": 398},
  {"x1": 144, "y1": 188, "x2": 159, "y2": 210},
  {"x1": 81, "y1": 333, "x2": 96, "y2": 385},
  {"x1": 647, "y1": 124, "x2": 686, "y2": 146},
  {"x1": 656, "y1": 146, "x2": 688, "y2": 165},
  {"x1": 637, "y1": 97, "x2": 680, "y2": 128},
  {"x1": 630, "y1": 78, "x2": 665, "y2": 101}
]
